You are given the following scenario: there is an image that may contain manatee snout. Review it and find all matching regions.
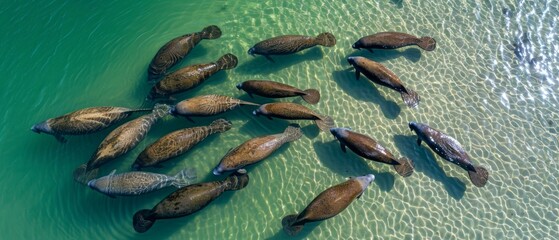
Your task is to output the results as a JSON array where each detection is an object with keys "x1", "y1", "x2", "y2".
[
  {"x1": 236, "y1": 83, "x2": 243, "y2": 90},
  {"x1": 347, "y1": 56, "x2": 356, "y2": 65},
  {"x1": 247, "y1": 47, "x2": 256, "y2": 56}
]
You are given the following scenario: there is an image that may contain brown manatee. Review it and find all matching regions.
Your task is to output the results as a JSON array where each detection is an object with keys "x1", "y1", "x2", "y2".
[
  {"x1": 248, "y1": 32, "x2": 336, "y2": 62},
  {"x1": 352, "y1": 32, "x2": 436, "y2": 52},
  {"x1": 148, "y1": 25, "x2": 222, "y2": 82},
  {"x1": 282, "y1": 174, "x2": 375, "y2": 236},
  {"x1": 347, "y1": 56, "x2": 420, "y2": 108},
  {"x1": 253, "y1": 102, "x2": 335, "y2": 132},
  {"x1": 132, "y1": 119, "x2": 233, "y2": 170},
  {"x1": 236, "y1": 80, "x2": 320, "y2": 104},
  {"x1": 87, "y1": 168, "x2": 197, "y2": 197},
  {"x1": 408, "y1": 122, "x2": 489, "y2": 187},
  {"x1": 147, "y1": 54, "x2": 238, "y2": 100},
  {"x1": 31, "y1": 107, "x2": 152, "y2": 143},
  {"x1": 213, "y1": 124, "x2": 302, "y2": 175},
  {"x1": 170, "y1": 94, "x2": 259, "y2": 120},
  {"x1": 330, "y1": 128, "x2": 414, "y2": 177},
  {"x1": 132, "y1": 169, "x2": 249, "y2": 233},
  {"x1": 73, "y1": 104, "x2": 171, "y2": 184}
]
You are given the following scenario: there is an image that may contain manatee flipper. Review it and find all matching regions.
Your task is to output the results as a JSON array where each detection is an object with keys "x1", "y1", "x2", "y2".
[
  {"x1": 340, "y1": 142, "x2": 347, "y2": 153},
  {"x1": 301, "y1": 89, "x2": 320, "y2": 104},
  {"x1": 200, "y1": 25, "x2": 222, "y2": 39},
  {"x1": 393, "y1": 157, "x2": 414, "y2": 177},
  {"x1": 314, "y1": 115, "x2": 335, "y2": 132},
  {"x1": 216, "y1": 53, "x2": 238, "y2": 70},
  {"x1": 282, "y1": 214, "x2": 304, "y2": 236},
  {"x1": 400, "y1": 89, "x2": 420, "y2": 108},
  {"x1": 315, "y1": 32, "x2": 336, "y2": 47},
  {"x1": 416, "y1": 138, "x2": 422, "y2": 145},
  {"x1": 247, "y1": 92, "x2": 254, "y2": 98},
  {"x1": 468, "y1": 165, "x2": 489, "y2": 187},
  {"x1": 73, "y1": 164, "x2": 99, "y2": 185},
  {"x1": 355, "y1": 69, "x2": 361, "y2": 80},
  {"x1": 264, "y1": 55, "x2": 275, "y2": 63},
  {"x1": 133, "y1": 209, "x2": 156, "y2": 233},
  {"x1": 171, "y1": 168, "x2": 197, "y2": 188},
  {"x1": 54, "y1": 134, "x2": 67, "y2": 143},
  {"x1": 418, "y1": 36, "x2": 436, "y2": 51}
]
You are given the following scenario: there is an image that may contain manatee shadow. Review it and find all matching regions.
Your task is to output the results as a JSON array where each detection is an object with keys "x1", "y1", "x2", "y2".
[
  {"x1": 393, "y1": 135, "x2": 466, "y2": 199},
  {"x1": 331, "y1": 70, "x2": 401, "y2": 119},
  {"x1": 313, "y1": 141, "x2": 395, "y2": 192},
  {"x1": 390, "y1": 0, "x2": 404, "y2": 8},
  {"x1": 266, "y1": 221, "x2": 322, "y2": 240},
  {"x1": 347, "y1": 48, "x2": 422, "y2": 63},
  {"x1": 236, "y1": 47, "x2": 325, "y2": 75}
]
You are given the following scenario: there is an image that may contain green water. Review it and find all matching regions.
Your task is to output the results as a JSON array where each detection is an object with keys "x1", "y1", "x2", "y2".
[{"x1": 1, "y1": 0, "x2": 557, "y2": 239}]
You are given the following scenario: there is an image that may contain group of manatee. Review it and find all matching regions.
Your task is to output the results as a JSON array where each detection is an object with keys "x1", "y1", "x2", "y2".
[{"x1": 31, "y1": 25, "x2": 489, "y2": 236}]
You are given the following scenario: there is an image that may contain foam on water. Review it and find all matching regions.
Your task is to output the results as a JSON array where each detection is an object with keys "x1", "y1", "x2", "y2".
[{"x1": 0, "y1": 0, "x2": 557, "y2": 239}]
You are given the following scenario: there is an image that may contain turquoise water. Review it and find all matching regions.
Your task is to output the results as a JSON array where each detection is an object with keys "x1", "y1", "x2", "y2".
[{"x1": 1, "y1": 0, "x2": 557, "y2": 239}]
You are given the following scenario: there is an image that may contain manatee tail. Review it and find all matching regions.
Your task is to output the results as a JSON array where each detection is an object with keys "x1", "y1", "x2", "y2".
[
  {"x1": 315, "y1": 115, "x2": 336, "y2": 132},
  {"x1": 152, "y1": 103, "x2": 173, "y2": 119},
  {"x1": 393, "y1": 157, "x2": 414, "y2": 177},
  {"x1": 280, "y1": 124, "x2": 303, "y2": 143},
  {"x1": 315, "y1": 32, "x2": 336, "y2": 47},
  {"x1": 73, "y1": 164, "x2": 99, "y2": 185},
  {"x1": 301, "y1": 89, "x2": 320, "y2": 104},
  {"x1": 200, "y1": 25, "x2": 222, "y2": 39},
  {"x1": 216, "y1": 53, "x2": 238, "y2": 70},
  {"x1": 282, "y1": 214, "x2": 304, "y2": 236},
  {"x1": 127, "y1": 108, "x2": 154, "y2": 114},
  {"x1": 171, "y1": 168, "x2": 197, "y2": 188},
  {"x1": 223, "y1": 169, "x2": 249, "y2": 191},
  {"x1": 400, "y1": 89, "x2": 420, "y2": 108},
  {"x1": 468, "y1": 165, "x2": 489, "y2": 187},
  {"x1": 417, "y1": 36, "x2": 436, "y2": 51},
  {"x1": 209, "y1": 118, "x2": 233, "y2": 133},
  {"x1": 238, "y1": 100, "x2": 261, "y2": 106},
  {"x1": 133, "y1": 209, "x2": 156, "y2": 233}
]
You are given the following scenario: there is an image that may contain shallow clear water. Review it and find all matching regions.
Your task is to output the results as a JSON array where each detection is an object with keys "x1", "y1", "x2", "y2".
[{"x1": 1, "y1": 0, "x2": 557, "y2": 239}]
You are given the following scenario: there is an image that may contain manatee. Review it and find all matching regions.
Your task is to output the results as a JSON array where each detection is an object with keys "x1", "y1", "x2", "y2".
[
  {"x1": 408, "y1": 122, "x2": 489, "y2": 187},
  {"x1": 213, "y1": 124, "x2": 303, "y2": 175},
  {"x1": 282, "y1": 174, "x2": 375, "y2": 236},
  {"x1": 236, "y1": 80, "x2": 320, "y2": 104},
  {"x1": 347, "y1": 56, "x2": 420, "y2": 108},
  {"x1": 133, "y1": 119, "x2": 233, "y2": 170},
  {"x1": 330, "y1": 128, "x2": 414, "y2": 177},
  {"x1": 148, "y1": 25, "x2": 222, "y2": 82},
  {"x1": 132, "y1": 169, "x2": 249, "y2": 233},
  {"x1": 248, "y1": 32, "x2": 336, "y2": 62},
  {"x1": 147, "y1": 54, "x2": 238, "y2": 100},
  {"x1": 31, "y1": 107, "x2": 151, "y2": 143},
  {"x1": 253, "y1": 102, "x2": 335, "y2": 132},
  {"x1": 73, "y1": 104, "x2": 171, "y2": 184},
  {"x1": 170, "y1": 95, "x2": 259, "y2": 120},
  {"x1": 352, "y1": 32, "x2": 436, "y2": 52},
  {"x1": 87, "y1": 168, "x2": 197, "y2": 197}
]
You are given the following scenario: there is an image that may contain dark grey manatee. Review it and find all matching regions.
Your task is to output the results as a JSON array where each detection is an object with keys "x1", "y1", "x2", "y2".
[
  {"x1": 169, "y1": 94, "x2": 259, "y2": 120},
  {"x1": 408, "y1": 122, "x2": 489, "y2": 187},
  {"x1": 213, "y1": 124, "x2": 302, "y2": 175},
  {"x1": 73, "y1": 104, "x2": 171, "y2": 184},
  {"x1": 148, "y1": 25, "x2": 222, "y2": 82},
  {"x1": 87, "y1": 168, "x2": 197, "y2": 197},
  {"x1": 352, "y1": 32, "x2": 436, "y2": 52},
  {"x1": 132, "y1": 169, "x2": 249, "y2": 233},
  {"x1": 253, "y1": 102, "x2": 335, "y2": 132},
  {"x1": 330, "y1": 128, "x2": 414, "y2": 177},
  {"x1": 347, "y1": 56, "x2": 420, "y2": 108},
  {"x1": 247, "y1": 32, "x2": 336, "y2": 62},
  {"x1": 282, "y1": 174, "x2": 375, "y2": 236},
  {"x1": 236, "y1": 80, "x2": 320, "y2": 104},
  {"x1": 147, "y1": 54, "x2": 238, "y2": 100},
  {"x1": 133, "y1": 119, "x2": 233, "y2": 170},
  {"x1": 31, "y1": 107, "x2": 151, "y2": 143}
]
